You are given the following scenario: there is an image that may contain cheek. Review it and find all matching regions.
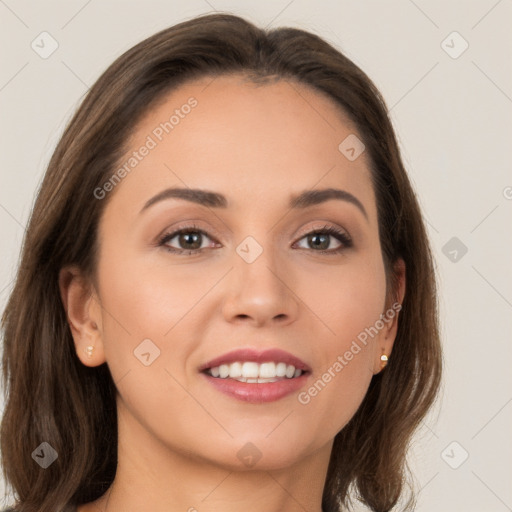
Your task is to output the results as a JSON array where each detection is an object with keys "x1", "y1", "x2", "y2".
[
  {"x1": 297, "y1": 353, "x2": 373, "y2": 437},
  {"x1": 97, "y1": 227, "x2": 226, "y2": 328},
  {"x1": 94, "y1": 242, "x2": 219, "y2": 383},
  {"x1": 300, "y1": 248, "x2": 387, "y2": 344},
  {"x1": 294, "y1": 254, "x2": 386, "y2": 431},
  {"x1": 94, "y1": 248, "x2": 215, "y2": 440}
]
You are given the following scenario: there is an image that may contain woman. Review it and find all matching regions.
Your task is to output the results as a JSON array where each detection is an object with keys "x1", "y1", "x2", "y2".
[{"x1": 1, "y1": 12, "x2": 442, "y2": 512}]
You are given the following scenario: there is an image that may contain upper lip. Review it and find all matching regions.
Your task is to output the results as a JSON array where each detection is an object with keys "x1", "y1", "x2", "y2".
[{"x1": 199, "y1": 348, "x2": 311, "y2": 373}]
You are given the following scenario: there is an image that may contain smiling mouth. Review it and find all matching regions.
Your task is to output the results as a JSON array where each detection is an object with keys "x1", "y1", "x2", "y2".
[{"x1": 203, "y1": 361, "x2": 307, "y2": 383}]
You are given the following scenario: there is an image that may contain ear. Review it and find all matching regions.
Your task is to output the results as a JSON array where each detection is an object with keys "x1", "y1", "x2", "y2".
[
  {"x1": 372, "y1": 257, "x2": 406, "y2": 375},
  {"x1": 58, "y1": 265, "x2": 106, "y2": 367}
]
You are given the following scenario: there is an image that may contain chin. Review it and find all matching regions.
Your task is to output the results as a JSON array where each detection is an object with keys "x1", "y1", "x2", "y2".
[{"x1": 197, "y1": 431, "x2": 322, "y2": 472}]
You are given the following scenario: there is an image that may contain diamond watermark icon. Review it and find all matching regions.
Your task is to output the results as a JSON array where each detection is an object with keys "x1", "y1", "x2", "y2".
[
  {"x1": 31, "y1": 31, "x2": 59, "y2": 59},
  {"x1": 236, "y1": 442, "x2": 262, "y2": 467},
  {"x1": 236, "y1": 236, "x2": 263, "y2": 264},
  {"x1": 441, "y1": 441, "x2": 469, "y2": 469},
  {"x1": 338, "y1": 134, "x2": 365, "y2": 161},
  {"x1": 134, "y1": 338, "x2": 161, "y2": 366},
  {"x1": 32, "y1": 442, "x2": 58, "y2": 468},
  {"x1": 442, "y1": 236, "x2": 468, "y2": 263},
  {"x1": 441, "y1": 31, "x2": 469, "y2": 59}
]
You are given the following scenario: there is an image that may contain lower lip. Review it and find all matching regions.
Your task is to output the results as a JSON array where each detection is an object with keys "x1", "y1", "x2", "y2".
[{"x1": 202, "y1": 373, "x2": 309, "y2": 403}]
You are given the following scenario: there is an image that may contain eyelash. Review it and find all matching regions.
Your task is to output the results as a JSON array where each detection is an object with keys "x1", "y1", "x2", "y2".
[{"x1": 157, "y1": 223, "x2": 353, "y2": 256}]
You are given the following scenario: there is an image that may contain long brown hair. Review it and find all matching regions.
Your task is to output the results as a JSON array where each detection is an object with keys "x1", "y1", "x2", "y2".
[{"x1": 1, "y1": 12, "x2": 442, "y2": 512}]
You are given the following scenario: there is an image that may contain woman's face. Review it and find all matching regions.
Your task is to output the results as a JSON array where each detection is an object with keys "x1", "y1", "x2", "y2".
[{"x1": 85, "y1": 74, "x2": 401, "y2": 470}]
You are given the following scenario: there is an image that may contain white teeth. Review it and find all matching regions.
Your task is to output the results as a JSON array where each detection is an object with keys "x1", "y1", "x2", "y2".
[
  {"x1": 285, "y1": 364, "x2": 296, "y2": 378},
  {"x1": 219, "y1": 364, "x2": 230, "y2": 378},
  {"x1": 242, "y1": 362, "x2": 259, "y2": 378},
  {"x1": 276, "y1": 362, "x2": 287, "y2": 377},
  {"x1": 229, "y1": 361, "x2": 242, "y2": 378},
  {"x1": 206, "y1": 361, "x2": 305, "y2": 380},
  {"x1": 259, "y1": 362, "x2": 276, "y2": 378}
]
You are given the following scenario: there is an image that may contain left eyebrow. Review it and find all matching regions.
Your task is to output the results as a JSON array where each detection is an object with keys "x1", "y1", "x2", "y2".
[
  {"x1": 289, "y1": 188, "x2": 368, "y2": 221},
  {"x1": 139, "y1": 186, "x2": 368, "y2": 221},
  {"x1": 140, "y1": 187, "x2": 228, "y2": 213}
]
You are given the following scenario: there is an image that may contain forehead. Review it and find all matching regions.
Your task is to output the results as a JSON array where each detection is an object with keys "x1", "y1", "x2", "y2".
[{"x1": 104, "y1": 73, "x2": 377, "y2": 220}]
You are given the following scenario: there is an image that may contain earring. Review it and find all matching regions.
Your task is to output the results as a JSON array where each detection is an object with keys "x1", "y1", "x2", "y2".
[
  {"x1": 380, "y1": 353, "x2": 388, "y2": 370},
  {"x1": 85, "y1": 345, "x2": 94, "y2": 359}
]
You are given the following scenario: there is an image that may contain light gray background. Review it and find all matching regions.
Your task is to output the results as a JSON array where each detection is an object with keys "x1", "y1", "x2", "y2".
[{"x1": 1, "y1": 1, "x2": 511, "y2": 510}]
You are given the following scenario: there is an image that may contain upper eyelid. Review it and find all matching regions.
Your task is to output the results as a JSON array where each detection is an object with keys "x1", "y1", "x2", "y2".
[{"x1": 158, "y1": 221, "x2": 220, "y2": 240}]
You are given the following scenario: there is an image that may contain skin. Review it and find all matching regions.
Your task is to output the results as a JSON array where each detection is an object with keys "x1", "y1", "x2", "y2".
[{"x1": 60, "y1": 73, "x2": 406, "y2": 512}]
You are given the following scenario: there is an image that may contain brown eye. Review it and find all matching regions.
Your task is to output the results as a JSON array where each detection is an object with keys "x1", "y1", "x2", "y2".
[
  {"x1": 158, "y1": 224, "x2": 218, "y2": 254},
  {"x1": 294, "y1": 226, "x2": 352, "y2": 254}
]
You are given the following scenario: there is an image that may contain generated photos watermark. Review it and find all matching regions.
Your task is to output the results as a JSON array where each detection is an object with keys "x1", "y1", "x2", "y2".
[
  {"x1": 297, "y1": 302, "x2": 402, "y2": 405},
  {"x1": 93, "y1": 96, "x2": 198, "y2": 200}
]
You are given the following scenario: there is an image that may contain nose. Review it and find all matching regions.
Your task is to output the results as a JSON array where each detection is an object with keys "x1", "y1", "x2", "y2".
[{"x1": 221, "y1": 241, "x2": 300, "y2": 328}]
